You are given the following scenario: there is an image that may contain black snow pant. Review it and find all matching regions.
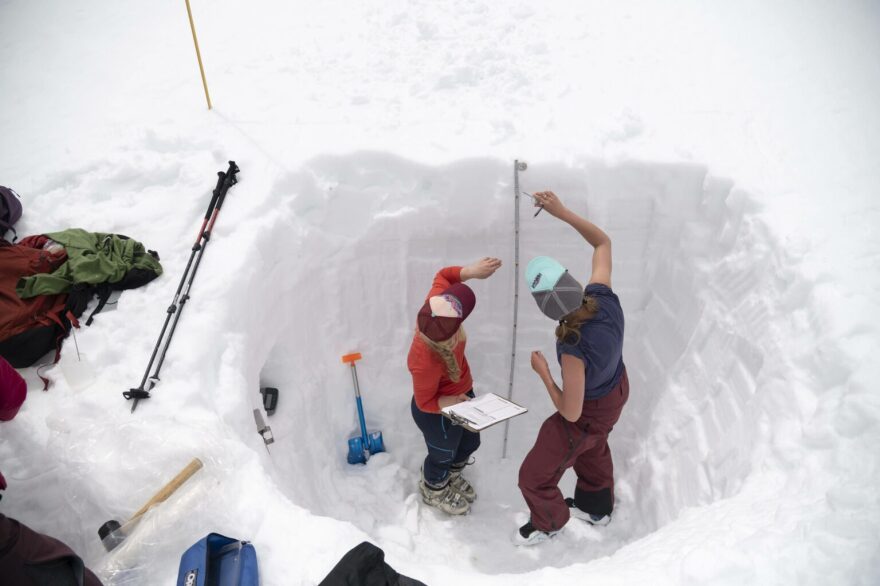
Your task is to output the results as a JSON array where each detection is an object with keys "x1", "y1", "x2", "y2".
[{"x1": 410, "y1": 391, "x2": 480, "y2": 487}]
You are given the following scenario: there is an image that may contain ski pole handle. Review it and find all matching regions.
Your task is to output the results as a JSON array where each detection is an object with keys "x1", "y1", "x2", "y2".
[
  {"x1": 205, "y1": 161, "x2": 239, "y2": 234},
  {"x1": 192, "y1": 171, "x2": 226, "y2": 247},
  {"x1": 205, "y1": 172, "x2": 225, "y2": 219},
  {"x1": 214, "y1": 161, "x2": 239, "y2": 212}
]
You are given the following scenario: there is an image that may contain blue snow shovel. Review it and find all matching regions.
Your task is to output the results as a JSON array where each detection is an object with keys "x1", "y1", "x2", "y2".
[{"x1": 342, "y1": 352, "x2": 385, "y2": 464}]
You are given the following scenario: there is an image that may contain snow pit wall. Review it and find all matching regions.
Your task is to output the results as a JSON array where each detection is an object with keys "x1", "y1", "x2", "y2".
[{"x1": 222, "y1": 155, "x2": 811, "y2": 570}]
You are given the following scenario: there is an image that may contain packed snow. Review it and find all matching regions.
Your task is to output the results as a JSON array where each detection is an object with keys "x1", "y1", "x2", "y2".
[{"x1": 1, "y1": 0, "x2": 878, "y2": 584}]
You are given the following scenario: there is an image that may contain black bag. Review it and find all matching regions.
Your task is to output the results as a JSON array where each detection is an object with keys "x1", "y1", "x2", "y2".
[
  {"x1": 318, "y1": 542, "x2": 427, "y2": 586},
  {"x1": 0, "y1": 186, "x2": 22, "y2": 241},
  {"x1": 62, "y1": 234, "x2": 162, "y2": 326},
  {"x1": 0, "y1": 322, "x2": 68, "y2": 369}
]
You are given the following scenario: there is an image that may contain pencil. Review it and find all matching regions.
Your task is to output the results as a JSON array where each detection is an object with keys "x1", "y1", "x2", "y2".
[{"x1": 522, "y1": 191, "x2": 545, "y2": 217}]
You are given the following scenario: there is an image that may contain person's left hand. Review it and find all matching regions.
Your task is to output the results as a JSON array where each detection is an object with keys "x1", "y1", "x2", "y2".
[{"x1": 530, "y1": 351, "x2": 550, "y2": 378}]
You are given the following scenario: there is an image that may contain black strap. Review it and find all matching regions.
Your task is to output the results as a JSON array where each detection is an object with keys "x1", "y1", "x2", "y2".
[
  {"x1": 123, "y1": 388, "x2": 150, "y2": 400},
  {"x1": 85, "y1": 284, "x2": 112, "y2": 326},
  {"x1": 65, "y1": 284, "x2": 94, "y2": 319},
  {"x1": 0, "y1": 220, "x2": 16, "y2": 242}
]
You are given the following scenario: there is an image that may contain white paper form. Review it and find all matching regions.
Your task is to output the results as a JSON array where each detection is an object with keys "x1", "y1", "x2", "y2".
[{"x1": 441, "y1": 392, "x2": 527, "y2": 431}]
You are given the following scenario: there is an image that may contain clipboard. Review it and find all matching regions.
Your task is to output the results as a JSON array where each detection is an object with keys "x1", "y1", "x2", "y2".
[{"x1": 441, "y1": 393, "x2": 528, "y2": 432}]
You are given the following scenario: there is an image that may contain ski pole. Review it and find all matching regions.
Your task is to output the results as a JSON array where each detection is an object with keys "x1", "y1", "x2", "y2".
[
  {"x1": 128, "y1": 170, "x2": 224, "y2": 389},
  {"x1": 124, "y1": 161, "x2": 239, "y2": 411},
  {"x1": 123, "y1": 170, "x2": 224, "y2": 403},
  {"x1": 150, "y1": 161, "x2": 238, "y2": 377}
]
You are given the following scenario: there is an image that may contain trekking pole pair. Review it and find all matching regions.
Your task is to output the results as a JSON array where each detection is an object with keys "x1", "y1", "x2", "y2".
[{"x1": 124, "y1": 161, "x2": 240, "y2": 412}]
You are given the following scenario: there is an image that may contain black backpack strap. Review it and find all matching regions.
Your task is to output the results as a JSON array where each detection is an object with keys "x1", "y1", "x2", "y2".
[
  {"x1": 0, "y1": 220, "x2": 15, "y2": 243},
  {"x1": 85, "y1": 283, "x2": 112, "y2": 326},
  {"x1": 65, "y1": 283, "x2": 93, "y2": 319}
]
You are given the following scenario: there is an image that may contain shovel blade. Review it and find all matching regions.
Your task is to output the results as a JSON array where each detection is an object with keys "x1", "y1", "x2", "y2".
[
  {"x1": 347, "y1": 436, "x2": 368, "y2": 465},
  {"x1": 366, "y1": 431, "x2": 385, "y2": 455},
  {"x1": 347, "y1": 431, "x2": 384, "y2": 464}
]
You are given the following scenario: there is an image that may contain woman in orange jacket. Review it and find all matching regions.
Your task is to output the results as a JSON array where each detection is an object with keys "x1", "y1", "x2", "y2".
[{"x1": 408, "y1": 257, "x2": 502, "y2": 515}]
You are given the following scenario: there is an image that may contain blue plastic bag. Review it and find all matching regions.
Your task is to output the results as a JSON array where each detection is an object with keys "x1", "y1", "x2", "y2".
[{"x1": 177, "y1": 533, "x2": 259, "y2": 586}]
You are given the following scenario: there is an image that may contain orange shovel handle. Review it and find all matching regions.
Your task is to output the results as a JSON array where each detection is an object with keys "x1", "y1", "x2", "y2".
[{"x1": 341, "y1": 352, "x2": 362, "y2": 364}]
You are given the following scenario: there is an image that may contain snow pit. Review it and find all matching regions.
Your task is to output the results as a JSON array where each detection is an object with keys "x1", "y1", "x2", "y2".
[
  {"x1": 233, "y1": 155, "x2": 819, "y2": 577},
  {"x1": 1, "y1": 154, "x2": 869, "y2": 585}
]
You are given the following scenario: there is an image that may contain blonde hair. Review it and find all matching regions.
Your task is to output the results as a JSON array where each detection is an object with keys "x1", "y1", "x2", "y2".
[
  {"x1": 555, "y1": 296, "x2": 599, "y2": 344},
  {"x1": 419, "y1": 327, "x2": 466, "y2": 382}
]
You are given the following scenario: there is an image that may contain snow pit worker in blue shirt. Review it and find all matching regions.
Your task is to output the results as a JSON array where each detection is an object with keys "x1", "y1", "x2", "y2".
[{"x1": 515, "y1": 190, "x2": 629, "y2": 546}]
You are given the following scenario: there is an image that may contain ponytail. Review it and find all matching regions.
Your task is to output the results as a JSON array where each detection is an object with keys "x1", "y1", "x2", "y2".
[
  {"x1": 555, "y1": 296, "x2": 599, "y2": 344},
  {"x1": 419, "y1": 327, "x2": 467, "y2": 382}
]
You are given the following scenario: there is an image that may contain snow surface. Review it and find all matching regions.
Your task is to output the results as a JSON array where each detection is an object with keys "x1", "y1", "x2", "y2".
[{"x1": 1, "y1": 0, "x2": 879, "y2": 584}]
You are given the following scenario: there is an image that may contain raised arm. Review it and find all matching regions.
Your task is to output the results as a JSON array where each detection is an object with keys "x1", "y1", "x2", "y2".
[
  {"x1": 460, "y1": 257, "x2": 502, "y2": 281},
  {"x1": 532, "y1": 191, "x2": 611, "y2": 287},
  {"x1": 425, "y1": 258, "x2": 502, "y2": 299}
]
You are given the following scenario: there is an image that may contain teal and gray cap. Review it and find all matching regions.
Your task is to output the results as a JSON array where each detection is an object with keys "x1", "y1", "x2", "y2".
[{"x1": 526, "y1": 256, "x2": 584, "y2": 320}]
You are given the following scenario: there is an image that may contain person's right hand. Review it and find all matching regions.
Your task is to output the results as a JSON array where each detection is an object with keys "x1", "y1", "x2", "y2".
[
  {"x1": 533, "y1": 191, "x2": 567, "y2": 218},
  {"x1": 530, "y1": 350, "x2": 551, "y2": 379},
  {"x1": 462, "y1": 257, "x2": 502, "y2": 280},
  {"x1": 438, "y1": 393, "x2": 471, "y2": 410}
]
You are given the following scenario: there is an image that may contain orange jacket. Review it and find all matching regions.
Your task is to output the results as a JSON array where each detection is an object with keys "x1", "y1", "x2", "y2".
[{"x1": 407, "y1": 266, "x2": 473, "y2": 413}]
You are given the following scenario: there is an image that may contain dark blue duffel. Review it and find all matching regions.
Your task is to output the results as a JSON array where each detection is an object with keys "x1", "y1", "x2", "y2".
[{"x1": 177, "y1": 533, "x2": 259, "y2": 586}]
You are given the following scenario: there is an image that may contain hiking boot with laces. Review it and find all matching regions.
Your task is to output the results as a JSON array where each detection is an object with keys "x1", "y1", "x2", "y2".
[
  {"x1": 419, "y1": 480, "x2": 470, "y2": 515},
  {"x1": 514, "y1": 520, "x2": 561, "y2": 546},
  {"x1": 565, "y1": 497, "x2": 611, "y2": 526},
  {"x1": 448, "y1": 468, "x2": 476, "y2": 503}
]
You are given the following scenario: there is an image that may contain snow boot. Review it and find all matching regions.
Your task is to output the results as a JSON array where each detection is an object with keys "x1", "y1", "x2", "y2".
[
  {"x1": 514, "y1": 520, "x2": 561, "y2": 546},
  {"x1": 448, "y1": 465, "x2": 476, "y2": 503},
  {"x1": 419, "y1": 479, "x2": 470, "y2": 515},
  {"x1": 565, "y1": 497, "x2": 611, "y2": 526}
]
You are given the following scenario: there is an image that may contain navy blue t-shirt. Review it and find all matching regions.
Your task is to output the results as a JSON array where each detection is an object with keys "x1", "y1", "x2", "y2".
[{"x1": 556, "y1": 283, "x2": 625, "y2": 400}]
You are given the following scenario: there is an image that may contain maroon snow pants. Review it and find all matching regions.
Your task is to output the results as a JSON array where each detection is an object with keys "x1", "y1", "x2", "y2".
[{"x1": 518, "y1": 367, "x2": 629, "y2": 532}]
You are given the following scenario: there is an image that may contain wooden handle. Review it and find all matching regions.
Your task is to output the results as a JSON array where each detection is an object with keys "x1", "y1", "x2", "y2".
[
  {"x1": 342, "y1": 352, "x2": 362, "y2": 364},
  {"x1": 128, "y1": 458, "x2": 203, "y2": 522}
]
